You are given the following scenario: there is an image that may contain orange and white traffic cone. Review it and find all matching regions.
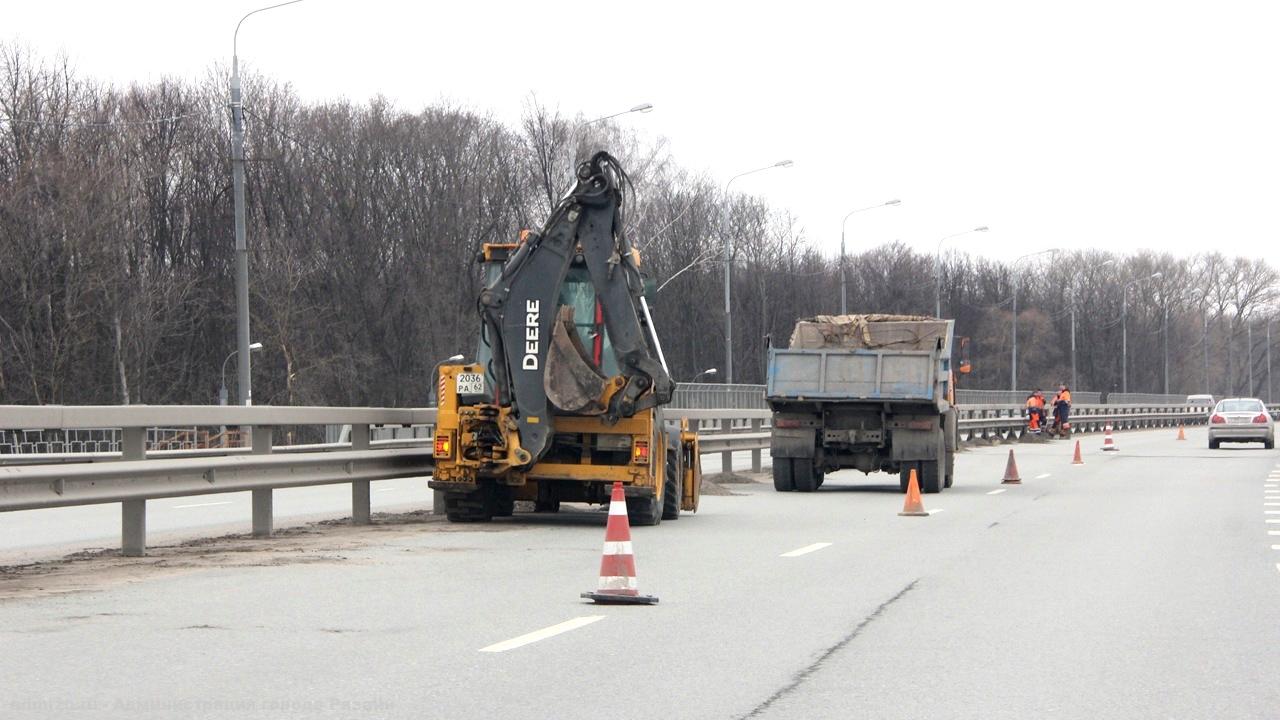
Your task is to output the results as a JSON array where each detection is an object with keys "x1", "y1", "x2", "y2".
[
  {"x1": 1001, "y1": 449, "x2": 1022, "y2": 485},
  {"x1": 1072, "y1": 440, "x2": 1085, "y2": 464},
  {"x1": 1176, "y1": 425, "x2": 1186, "y2": 441},
  {"x1": 1101, "y1": 425, "x2": 1118, "y2": 452},
  {"x1": 581, "y1": 482, "x2": 658, "y2": 605},
  {"x1": 899, "y1": 468, "x2": 929, "y2": 516}
]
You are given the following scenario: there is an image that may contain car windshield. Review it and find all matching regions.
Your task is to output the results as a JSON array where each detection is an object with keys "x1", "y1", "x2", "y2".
[{"x1": 1216, "y1": 400, "x2": 1264, "y2": 413}]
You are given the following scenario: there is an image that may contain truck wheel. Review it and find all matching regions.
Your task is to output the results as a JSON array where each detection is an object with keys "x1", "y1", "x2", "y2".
[
  {"x1": 533, "y1": 500, "x2": 560, "y2": 513},
  {"x1": 773, "y1": 459, "x2": 795, "y2": 492},
  {"x1": 492, "y1": 485, "x2": 514, "y2": 517},
  {"x1": 662, "y1": 440, "x2": 682, "y2": 520},
  {"x1": 793, "y1": 459, "x2": 820, "y2": 492},
  {"x1": 943, "y1": 450, "x2": 955, "y2": 489},
  {"x1": 626, "y1": 493, "x2": 662, "y2": 527},
  {"x1": 919, "y1": 461, "x2": 943, "y2": 494},
  {"x1": 899, "y1": 463, "x2": 915, "y2": 493}
]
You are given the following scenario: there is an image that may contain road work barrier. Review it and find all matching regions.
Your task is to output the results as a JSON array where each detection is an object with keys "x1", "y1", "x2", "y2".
[{"x1": 0, "y1": 401, "x2": 1262, "y2": 555}]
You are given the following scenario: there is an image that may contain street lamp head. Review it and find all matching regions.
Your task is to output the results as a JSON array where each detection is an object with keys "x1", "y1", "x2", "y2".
[
  {"x1": 249, "y1": 342, "x2": 264, "y2": 351},
  {"x1": 704, "y1": 368, "x2": 718, "y2": 376},
  {"x1": 885, "y1": 199, "x2": 902, "y2": 206},
  {"x1": 974, "y1": 226, "x2": 989, "y2": 232},
  {"x1": 631, "y1": 103, "x2": 654, "y2": 113},
  {"x1": 1151, "y1": 272, "x2": 1164, "y2": 279},
  {"x1": 775, "y1": 160, "x2": 794, "y2": 168}
]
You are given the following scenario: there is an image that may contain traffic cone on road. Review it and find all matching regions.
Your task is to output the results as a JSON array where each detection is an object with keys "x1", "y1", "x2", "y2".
[
  {"x1": 1073, "y1": 440, "x2": 1085, "y2": 465},
  {"x1": 581, "y1": 482, "x2": 658, "y2": 605},
  {"x1": 1177, "y1": 425, "x2": 1186, "y2": 441},
  {"x1": 1101, "y1": 425, "x2": 1118, "y2": 452},
  {"x1": 1001, "y1": 449, "x2": 1022, "y2": 485},
  {"x1": 899, "y1": 468, "x2": 929, "y2": 516}
]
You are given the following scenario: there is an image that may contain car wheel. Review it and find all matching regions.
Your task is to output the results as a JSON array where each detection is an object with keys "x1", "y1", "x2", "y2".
[
  {"x1": 1266, "y1": 437, "x2": 1275, "y2": 450},
  {"x1": 1209, "y1": 438, "x2": 1220, "y2": 450}
]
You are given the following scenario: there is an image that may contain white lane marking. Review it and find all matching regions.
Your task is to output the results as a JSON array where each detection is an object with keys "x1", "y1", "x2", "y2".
[
  {"x1": 1268, "y1": 519, "x2": 1280, "y2": 524},
  {"x1": 1034, "y1": 473, "x2": 1052, "y2": 480},
  {"x1": 1271, "y1": 546, "x2": 1280, "y2": 550},
  {"x1": 928, "y1": 508, "x2": 946, "y2": 515},
  {"x1": 1266, "y1": 503, "x2": 1280, "y2": 506},
  {"x1": 1269, "y1": 531, "x2": 1280, "y2": 536},
  {"x1": 1267, "y1": 511, "x2": 1280, "y2": 515},
  {"x1": 987, "y1": 489, "x2": 1007, "y2": 495},
  {"x1": 480, "y1": 616, "x2": 605, "y2": 653},
  {"x1": 781, "y1": 542, "x2": 833, "y2": 558},
  {"x1": 173, "y1": 501, "x2": 232, "y2": 509}
]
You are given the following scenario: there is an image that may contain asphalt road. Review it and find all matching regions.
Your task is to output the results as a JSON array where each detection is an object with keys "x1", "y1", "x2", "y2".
[{"x1": 1, "y1": 427, "x2": 1277, "y2": 719}]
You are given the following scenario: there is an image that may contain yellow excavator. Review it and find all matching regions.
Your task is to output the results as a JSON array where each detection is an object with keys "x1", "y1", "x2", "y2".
[{"x1": 429, "y1": 151, "x2": 701, "y2": 525}]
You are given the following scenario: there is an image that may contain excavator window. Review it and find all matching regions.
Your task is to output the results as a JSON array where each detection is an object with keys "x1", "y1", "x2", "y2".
[{"x1": 559, "y1": 267, "x2": 619, "y2": 377}]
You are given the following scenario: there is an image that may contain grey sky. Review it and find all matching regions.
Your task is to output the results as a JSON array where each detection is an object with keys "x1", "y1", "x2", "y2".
[{"x1": 8, "y1": 0, "x2": 1279, "y2": 268}]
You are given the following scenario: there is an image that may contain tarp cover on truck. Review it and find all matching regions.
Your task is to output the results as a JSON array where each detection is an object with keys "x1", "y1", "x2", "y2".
[{"x1": 788, "y1": 314, "x2": 948, "y2": 352}]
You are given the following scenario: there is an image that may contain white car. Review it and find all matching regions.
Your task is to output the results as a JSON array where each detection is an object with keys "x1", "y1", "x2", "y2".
[{"x1": 1208, "y1": 398, "x2": 1275, "y2": 450}]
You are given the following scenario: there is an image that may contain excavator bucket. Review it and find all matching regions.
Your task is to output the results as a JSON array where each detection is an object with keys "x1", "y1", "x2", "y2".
[{"x1": 545, "y1": 306, "x2": 610, "y2": 415}]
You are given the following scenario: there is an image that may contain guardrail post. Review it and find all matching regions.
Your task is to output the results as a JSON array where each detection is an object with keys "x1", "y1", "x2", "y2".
[
  {"x1": 118, "y1": 426, "x2": 147, "y2": 555},
  {"x1": 122, "y1": 499, "x2": 146, "y2": 557},
  {"x1": 721, "y1": 417, "x2": 733, "y2": 474},
  {"x1": 751, "y1": 418, "x2": 763, "y2": 473},
  {"x1": 350, "y1": 424, "x2": 371, "y2": 525},
  {"x1": 251, "y1": 426, "x2": 273, "y2": 538}
]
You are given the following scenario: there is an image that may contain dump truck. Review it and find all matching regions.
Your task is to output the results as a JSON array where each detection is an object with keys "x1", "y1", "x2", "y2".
[
  {"x1": 766, "y1": 314, "x2": 966, "y2": 494},
  {"x1": 429, "y1": 152, "x2": 701, "y2": 525}
]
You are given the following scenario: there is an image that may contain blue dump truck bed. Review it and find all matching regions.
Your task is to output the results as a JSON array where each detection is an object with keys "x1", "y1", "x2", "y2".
[{"x1": 766, "y1": 347, "x2": 939, "y2": 402}]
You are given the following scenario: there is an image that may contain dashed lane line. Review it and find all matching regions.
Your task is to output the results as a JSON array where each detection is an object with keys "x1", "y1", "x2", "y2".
[
  {"x1": 928, "y1": 508, "x2": 946, "y2": 515},
  {"x1": 479, "y1": 616, "x2": 605, "y2": 653},
  {"x1": 1269, "y1": 531, "x2": 1280, "y2": 536},
  {"x1": 987, "y1": 489, "x2": 1007, "y2": 495},
  {"x1": 1034, "y1": 473, "x2": 1052, "y2": 480},
  {"x1": 781, "y1": 542, "x2": 833, "y2": 558}
]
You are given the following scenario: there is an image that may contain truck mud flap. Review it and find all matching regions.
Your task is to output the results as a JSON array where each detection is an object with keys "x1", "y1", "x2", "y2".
[{"x1": 771, "y1": 427, "x2": 816, "y2": 458}]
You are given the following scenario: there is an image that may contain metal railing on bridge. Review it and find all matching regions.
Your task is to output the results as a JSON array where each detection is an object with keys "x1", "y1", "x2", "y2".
[{"x1": 0, "y1": 400, "x2": 1256, "y2": 558}]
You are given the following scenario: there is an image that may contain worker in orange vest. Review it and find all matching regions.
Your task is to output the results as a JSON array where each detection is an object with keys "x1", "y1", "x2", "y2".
[
  {"x1": 1025, "y1": 389, "x2": 1046, "y2": 432},
  {"x1": 1051, "y1": 384, "x2": 1072, "y2": 435}
]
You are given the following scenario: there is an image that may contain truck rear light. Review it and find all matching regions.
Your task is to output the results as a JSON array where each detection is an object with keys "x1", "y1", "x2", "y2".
[
  {"x1": 632, "y1": 440, "x2": 650, "y2": 465},
  {"x1": 1254, "y1": 413, "x2": 1269, "y2": 424},
  {"x1": 434, "y1": 433, "x2": 454, "y2": 459},
  {"x1": 1211, "y1": 414, "x2": 1225, "y2": 424},
  {"x1": 775, "y1": 418, "x2": 801, "y2": 428}
]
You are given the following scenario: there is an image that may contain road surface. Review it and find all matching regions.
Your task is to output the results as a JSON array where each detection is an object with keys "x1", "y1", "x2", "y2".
[{"x1": 1, "y1": 427, "x2": 1277, "y2": 719}]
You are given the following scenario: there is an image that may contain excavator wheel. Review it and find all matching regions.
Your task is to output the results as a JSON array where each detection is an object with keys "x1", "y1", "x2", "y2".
[
  {"x1": 445, "y1": 492, "x2": 493, "y2": 523},
  {"x1": 661, "y1": 436, "x2": 682, "y2": 520},
  {"x1": 625, "y1": 490, "x2": 662, "y2": 527}
]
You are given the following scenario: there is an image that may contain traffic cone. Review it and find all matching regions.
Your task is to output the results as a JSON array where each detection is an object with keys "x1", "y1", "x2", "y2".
[
  {"x1": 1073, "y1": 440, "x2": 1085, "y2": 464},
  {"x1": 581, "y1": 482, "x2": 658, "y2": 605},
  {"x1": 1177, "y1": 425, "x2": 1186, "y2": 441},
  {"x1": 899, "y1": 468, "x2": 929, "y2": 516},
  {"x1": 1101, "y1": 425, "x2": 1118, "y2": 452},
  {"x1": 1001, "y1": 449, "x2": 1022, "y2": 485}
]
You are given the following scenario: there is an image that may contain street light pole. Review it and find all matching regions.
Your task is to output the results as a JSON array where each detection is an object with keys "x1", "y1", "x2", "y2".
[
  {"x1": 1010, "y1": 249, "x2": 1059, "y2": 391},
  {"x1": 1121, "y1": 271, "x2": 1163, "y2": 395},
  {"x1": 840, "y1": 199, "x2": 902, "y2": 315},
  {"x1": 1070, "y1": 259, "x2": 1115, "y2": 392},
  {"x1": 1268, "y1": 319, "x2": 1273, "y2": 403},
  {"x1": 722, "y1": 160, "x2": 793, "y2": 383},
  {"x1": 1248, "y1": 322, "x2": 1254, "y2": 396},
  {"x1": 934, "y1": 226, "x2": 988, "y2": 318},
  {"x1": 220, "y1": 342, "x2": 264, "y2": 405},
  {"x1": 230, "y1": 0, "x2": 304, "y2": 406}
]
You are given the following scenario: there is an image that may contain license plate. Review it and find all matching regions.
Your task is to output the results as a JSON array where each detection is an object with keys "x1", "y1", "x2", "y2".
[
  {"x1": 455, "y1": 372, "x2": 484, "y2": 395},
  {"x1": 1228, "y1": 416, "x2": 1250, "y2": 424}
]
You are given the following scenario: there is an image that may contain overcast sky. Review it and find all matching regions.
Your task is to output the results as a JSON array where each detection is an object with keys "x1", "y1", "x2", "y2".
[{"x1": 7, "y1": 1, "x2": 1279, "y2": 268}]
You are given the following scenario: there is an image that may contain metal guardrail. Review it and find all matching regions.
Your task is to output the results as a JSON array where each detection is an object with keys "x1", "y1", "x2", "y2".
[{"x1": 0, "y1": 401, "x2": 1257, "y2": 557}]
